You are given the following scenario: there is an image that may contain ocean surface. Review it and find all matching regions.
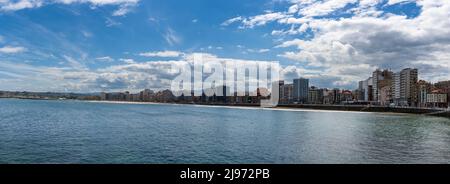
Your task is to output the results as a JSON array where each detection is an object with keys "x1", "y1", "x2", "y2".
[{"x1": 1, "y1": 98, "x2": 450, "y2": 164}]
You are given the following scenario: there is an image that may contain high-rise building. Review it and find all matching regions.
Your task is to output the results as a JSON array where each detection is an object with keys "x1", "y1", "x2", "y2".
[
  {"x1": 418, "y1": 80, "x2": 432, "y2": 107},
  {"x1": 278, "y1": 80, "x2": 285, "y2": 102},
  {"x1": 372, "y1": 69, "x2": 393, "y2": 102},
  {"x1": 372, "y1": 70, "x2": 382, "y2": 102},
  {"x1": 293, "y1": 78, "x2": 309, "y2": 103},
  {"x1": 379, "y1": 86, "x2": 392, "y2": 106},
  {"x1": 393, "y1": 68, "x2": 418, "y2": 106},
  {"x1": 332, "y1": 88, "x2": 341, "y2": 104},
  {"x1": 355, "y1": 81, "x2": 365, "y2": 102},
  {"x1": 279, "y1": 84, "x2": 293, "y2": 104},
  {"x1": 140, "y1": 89, "x2": 154, "y2": 101},
  {"x1": 392, "y1": 72, "x2": 401, "y2": 104},
  {"x1": 308, "y1": 86, "x2": 324, "y2": 104},
  {"x1": 361, "y1": 77, "x2": 373, "y2": 101}
]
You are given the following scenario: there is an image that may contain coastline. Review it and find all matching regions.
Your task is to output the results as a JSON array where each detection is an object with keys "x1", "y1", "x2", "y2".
[
  {"x1": 34, "y1": 98, "x2": 450, "y2": 117},
  {"x1": 2, "y1": 97, "x2": 449, "y2": 118},
  {"x1": 69, "y1": 100, "x2": 450, "y2": 118}
]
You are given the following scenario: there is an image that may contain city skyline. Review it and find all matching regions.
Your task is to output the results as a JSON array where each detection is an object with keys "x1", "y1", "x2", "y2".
[
  {"x1": 1, "y1": 0, "x2": 450, "y2": 92},
  {"x1": 2, "y1": 66, "x2": 448, "y2": 109}
]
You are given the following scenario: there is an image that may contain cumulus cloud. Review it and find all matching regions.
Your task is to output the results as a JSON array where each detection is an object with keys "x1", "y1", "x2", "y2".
[
  {"x1": 224, "y1": 0, "x2": 450, "y2": 87},
  {"x1": 0, "y1": 53, "x2": 311, "y2": 92},
  {"x1": 298, "y1": 0, "x2": 358, "y2": 17}
]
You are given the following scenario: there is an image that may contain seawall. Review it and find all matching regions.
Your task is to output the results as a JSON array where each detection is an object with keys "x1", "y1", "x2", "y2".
[
  {"x1": 180, "y1": 102, "x2": 447, "y2": 116},
  {"x1": 278, "y1": 104, "x2": 446, "y2": 115}
]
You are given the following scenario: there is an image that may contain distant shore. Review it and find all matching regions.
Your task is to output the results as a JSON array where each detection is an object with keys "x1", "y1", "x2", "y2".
[
  {"x1": 2, "y1": 97, "x2": 449, "y2": 118},
  {"x1": 82, "y1": 99, "x2": 450, "y2": 118}
]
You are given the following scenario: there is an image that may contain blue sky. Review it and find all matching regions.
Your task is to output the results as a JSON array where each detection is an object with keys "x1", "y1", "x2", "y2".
[
  {"x1": 0, "y1": 0, "x2": 449, "y2": 92},
  {"x1": 0, "y1": 0, "x2": 287, "y2": 65}
]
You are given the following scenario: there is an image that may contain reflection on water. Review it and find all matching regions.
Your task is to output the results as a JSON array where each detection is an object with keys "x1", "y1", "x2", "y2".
[{"x1": 1, "y1": 99, "x2": 450, "y2": 164}]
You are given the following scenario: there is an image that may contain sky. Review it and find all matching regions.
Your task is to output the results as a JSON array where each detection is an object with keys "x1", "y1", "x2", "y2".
[{"x1": 0, "y1": 0, "x2": 449, "y2": 92}]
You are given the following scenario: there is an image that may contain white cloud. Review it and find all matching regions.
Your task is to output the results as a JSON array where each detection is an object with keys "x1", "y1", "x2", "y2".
[
  {"x1": 119, "y1": 58, "x2": 135, "y2": 64},
  {"x1": 387, "y1": 0, "x2": 414, "y2": 5},
  {"x1": 221, "y1": 16, "x2": 243, "y2": 26},
  {"x1": 63, "y1": 55, "x2": 87, "y2": 70},
  {"x1": 224, "y1": 0, "x2": 450, "y2": 87},
  {"x1": 222, "y1": 0, "x2": 359, "y2": 28},
  {"x1": 0, "y1": 0, "x2": 43, "y2": 11},
  {"x1": 0, "y1": 46, "x2": 26, "y2": 54},
  {"x1": 0, "y1": 53, "x2": 289, "y2": 92},
  {"x1": 95, "y1": 56, "x2": 114, "y2": 62},
  {"x1": 81, "y1": 30, "x2": 93, "y2": 38},
  {"x1": 272, "y1": 23, "x2": 309, "y2": 35},
  {"x1": 148, "y1": 17, "x2": 159, "y2": 23},
  {"x1": 105, "y1": 17, "x2": 121, "y2": 27},
  {"x1": 112, "y1": 2, "x2": 138, "y2": 16},
  {"x1": 242, "y1": 12, "x2": 291, "y2": 28},
  {"x1": 288, "y1": 4, "x2": 299, "y2": 14},
  {"x1": 0, "y1": 0, "x2": 140, "y2": 16},
  {"x1": 163, "y1": 28, "x2": 181, "y2": 46},
  {"x1": 139, "y1": 51, "x2": 184, "y2": 58},
  {"x1": 247, "y1": 48, "x2": 270, "y2": 53},
  {"x1": 298, "y1": 0, "x2": 358, "y2": 17}
]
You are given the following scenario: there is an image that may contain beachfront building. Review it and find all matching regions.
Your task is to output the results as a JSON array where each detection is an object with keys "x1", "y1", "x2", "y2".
[
  {"x1": 379, "y1": 86, "x2": 392, "y2": 106},
  {"x1": 355, "y1": 81, "x2": 365, "y2": 102},
  {"x1": 434, "y1": 80, "x2": 450, "y2": 108},
  {"x1": 308, "y1": 86, "x2": 324, "y2": 104},
  {"x1": 279, "y1": 84, "x2": 294, "y2": 104},
  {"x1": 322, "y1": 88, "x2": 341, "y2": 104},
  {"x1": 418, "y1": 80, "x2": 433, "y2": 107},
  {"x1": 140, "y1": 89, "x2": 154, "y2": 101},
  {"x1": 360, "y1": 77, "x2": 373, "y2": 102},
  {"x1": 427, "y1": 89, "x2": 448, "y2": 108},
  {"x1": 293, "y1": 78, "x2": 309, "y2": 104},
  {"x1": 340, "y1": 90, "x2": 353, "y2": 104},
  {"x1": 278, "y1": 80, "x2": 285, "y2": 100},
  {"x1": 323, "y1": 89, "x2": 333, "y2": 104},
  {"x1": 393, "y1": 68, "x2": 418, "y2": 106},
  {"x1": 372, "y1": 69, "x2": 393, "y2": 102}
]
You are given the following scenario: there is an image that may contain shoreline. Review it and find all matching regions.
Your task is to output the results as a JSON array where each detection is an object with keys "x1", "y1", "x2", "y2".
[{"x1": 2, "y1": 97, "x2": 449, "y2": 118}]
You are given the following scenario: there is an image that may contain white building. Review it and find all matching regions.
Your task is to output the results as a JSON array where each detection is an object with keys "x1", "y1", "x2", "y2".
[{"x1": 393, "y1": 68, "x2": 418, "y2": 106}]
